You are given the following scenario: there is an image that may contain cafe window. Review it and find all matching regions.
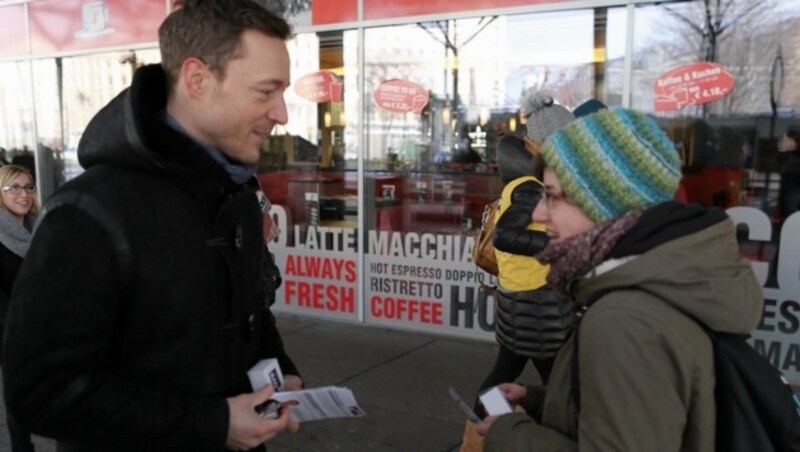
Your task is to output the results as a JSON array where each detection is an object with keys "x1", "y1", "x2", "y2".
[
  {"x1": 261, "y1": 29, "x2": 361, "y2": 322},
  {"x1": 361, "y1": 10, "x2": 610, "y2": 236},
  {"x1": 357, "y1": 8, "x2": 628, "y2": 335},
  {"x1": 0, "y1": 61, "x2": 36, "y2": 170},
  {"x1": 629, "y1": 0, "x2": 800, "y2": 380},
  {"x1": 25, "y1": 49, "x2": 161, "y2": 196}
]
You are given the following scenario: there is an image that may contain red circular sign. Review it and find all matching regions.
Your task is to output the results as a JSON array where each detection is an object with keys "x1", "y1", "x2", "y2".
[
  {"x1": 294, "y1": 71, "x2": 343, "y2": 103},
  {"x1": 653, "y1": 62, "x2": 735, "y2": 112},
  {"x1": 373, "y1": 79, "x2": 429, "y2": 114}
]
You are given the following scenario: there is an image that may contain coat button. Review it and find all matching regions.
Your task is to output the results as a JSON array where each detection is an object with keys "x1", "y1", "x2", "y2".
[
  {"x1": 235, "y1": 226, "x2": 243, "y2": 249},
  {"x1": 248, "y1": 314, "x2": 256, "y2": 331}
]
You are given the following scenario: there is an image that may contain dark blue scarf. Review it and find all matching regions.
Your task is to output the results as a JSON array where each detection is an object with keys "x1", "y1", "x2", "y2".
[{"x1": 165, "y1": 114, "x2": 257, "y2": 184}]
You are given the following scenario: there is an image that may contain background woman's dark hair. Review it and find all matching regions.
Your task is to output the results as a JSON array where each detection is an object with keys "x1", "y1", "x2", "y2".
[
  {"x1": 531, "y1": 150, "x2": 545, "y2": 180},
  {"x1": 497, "y1": 135, "x2": 545, "y2": 184}
]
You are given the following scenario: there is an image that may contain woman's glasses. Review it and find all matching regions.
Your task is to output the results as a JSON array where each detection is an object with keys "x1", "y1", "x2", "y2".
[
  {"x1": 543, "y1": 189, "x2": 572, "y2": 208},
  {"x1": 2, "y1": 184, "x2": 35, "y2": 194}
]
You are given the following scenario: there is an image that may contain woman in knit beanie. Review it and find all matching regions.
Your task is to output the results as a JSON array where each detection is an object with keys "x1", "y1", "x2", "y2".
[{"x1": 479, "y1": 108, "x2": 763, "y2": 451}]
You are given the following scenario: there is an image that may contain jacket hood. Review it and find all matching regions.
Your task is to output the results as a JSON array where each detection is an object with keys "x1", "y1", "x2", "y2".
[
  {"x1": 574, "y1": 203, "x2": 763, "y2": 334},
  {"x1": 497, "y1": 135, "x2": 535, "y2": 183},
  {"x1": 77, "y1": 64, "x2": 228, "y2": 183}
]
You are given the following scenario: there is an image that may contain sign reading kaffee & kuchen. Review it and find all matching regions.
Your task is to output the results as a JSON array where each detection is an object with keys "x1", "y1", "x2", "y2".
[{"x1": 653, "y1": 62, "x2": 735, "y2": 111}]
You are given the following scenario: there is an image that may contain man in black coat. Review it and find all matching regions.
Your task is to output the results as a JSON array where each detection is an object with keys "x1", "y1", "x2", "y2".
[{"x1": 3, "y1": 1, "x2": 302, "y2": 450}]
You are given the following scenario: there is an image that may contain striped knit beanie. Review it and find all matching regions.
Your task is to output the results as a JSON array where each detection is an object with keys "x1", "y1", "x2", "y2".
[{"x1": 540, "y1": 107, "x2": 681, "y2": 222}]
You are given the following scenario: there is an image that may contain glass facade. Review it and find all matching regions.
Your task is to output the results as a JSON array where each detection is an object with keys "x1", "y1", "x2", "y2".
[
  {"x1": 26, "y1": 49, "x2": 162, "y2": 194},
  {"x1": 357, "y1": 9, "x2": 621, "y2": 334},
  {"x1": 262, "y1": 30, "x2": 360, "y2": 322},
  {"x1": 0, "y1": 0, "x2": 798, "y2": 381},
  {"x1": 627, "y1": 2, "x2": 800, "y2": 378},
  {"x1": 0, "y1": 60, "x2": 35, "y2": 170}
]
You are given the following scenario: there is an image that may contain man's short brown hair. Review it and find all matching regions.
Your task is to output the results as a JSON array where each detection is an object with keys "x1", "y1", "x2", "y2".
[{"x1": 159, "y1": 0, "x2": 292, "y2": 90}]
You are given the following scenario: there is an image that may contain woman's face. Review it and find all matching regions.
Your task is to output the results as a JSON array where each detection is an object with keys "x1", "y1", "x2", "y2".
[
  {"x1": 532, "y1": 167, "x2": 595, "y2": 245},
  {"x1": 1, "y1": 173, "x2": 35, "y2": 221}
]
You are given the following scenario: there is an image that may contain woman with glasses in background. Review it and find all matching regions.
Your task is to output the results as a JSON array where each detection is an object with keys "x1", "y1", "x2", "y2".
[{"x1": 0, "y1": 164, "x2": 39, "y2": 452}]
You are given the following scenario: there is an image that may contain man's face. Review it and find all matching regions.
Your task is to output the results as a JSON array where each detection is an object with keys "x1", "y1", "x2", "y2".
[
  {"x1": 532, "y1": 167, "x2": 595, "y2": 245},
  {"x1": 195, "y1": 30, "x2": 290, "y2": 165}
]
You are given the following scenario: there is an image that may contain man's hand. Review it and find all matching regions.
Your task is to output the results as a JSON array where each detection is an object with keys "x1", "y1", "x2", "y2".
[
  {"x1": 778, "y1": 134, "x2": 798, "y2": 153},
  {"x1": 283, "y1": 375, "x2": 304, "y2": 391},
  {"x1": 265, "y1": 218, "x2": 280, "y2": 242},
  {"x1": 225, "y1": 384, "x2": 298, "y2": 450}
]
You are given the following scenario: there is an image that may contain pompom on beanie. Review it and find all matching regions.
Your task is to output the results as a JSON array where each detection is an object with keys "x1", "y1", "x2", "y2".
[
  {"x1": 540, "y1": 107, "x2": 682, "y2": 222},
  {"x1": 520, "y1": 89, "x2": 575, "y2": 144}
]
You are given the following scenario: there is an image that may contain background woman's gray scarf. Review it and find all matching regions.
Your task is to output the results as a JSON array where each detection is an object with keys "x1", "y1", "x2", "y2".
[{"x1": 0, "y1": 208, "x2": 35, "y2": 258}]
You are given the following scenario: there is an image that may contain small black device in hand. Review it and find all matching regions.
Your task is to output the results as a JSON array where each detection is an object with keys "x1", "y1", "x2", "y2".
[
  {"x1": 255, "y1": 399, "x2": 282, "y2": 419},
  {"x1": 448, "y1": 386, "x2": 482, "y2": 424}
]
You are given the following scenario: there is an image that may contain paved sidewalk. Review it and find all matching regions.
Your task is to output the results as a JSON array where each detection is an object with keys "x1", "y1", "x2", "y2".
[
  {"x1": 0, "y1": 313, "x2": 538, "y2": 452},
  {"x1": 1, "y1": 313, "x2": 796, "y2": 451}
]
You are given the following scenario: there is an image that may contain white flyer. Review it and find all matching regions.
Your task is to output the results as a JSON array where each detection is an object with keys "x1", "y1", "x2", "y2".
[{"x1": 271, "y1": 386, "x2": 365, "y2": 422}]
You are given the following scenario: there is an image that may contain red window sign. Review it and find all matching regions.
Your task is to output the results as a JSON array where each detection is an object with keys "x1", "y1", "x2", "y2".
[
  {"x1": 0, "y1": 4, "x2": 27, "y2": 58},
  {"x1": 312, "y1": 0, "x2": 357, "y2": 25},
  {"x1": 28, "y1": 0, "x2": 164, "y2": 55},
  {"x1": 653, "y1": 62, "x2": 735, "y2": 112},
  {"x1": 294, "y1": 71, "x2": 343, "y2": 103},
  {"x1": 373, "y1": 79, "x2": 429, "y2": 114},
  {"x1": 312, "y1": 0, "x2": 577, "y2": 24},
  {"x1": 363, "y1": 0, "x2": 575, "y2": 20}
]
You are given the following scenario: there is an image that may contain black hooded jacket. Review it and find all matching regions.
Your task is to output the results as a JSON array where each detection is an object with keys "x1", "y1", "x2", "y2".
[{"x1": 2, "y1": 65, "x2": 294, "y2": 451}]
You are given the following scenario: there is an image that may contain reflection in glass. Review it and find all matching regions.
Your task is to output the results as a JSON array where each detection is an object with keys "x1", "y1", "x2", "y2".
[
  {"x1": 630, "y1": 0, "x2": 800, "y2": 217},
  {"x1": 29, "y1": 49, "x2": 161, "y2": 196},
  {"x1": 363, "y1": 10, "x2": 605, "y2": 235},
  {"x1": 628, "y1": 0, "x2": 800, "y2": 295},
  {"x1": 0, "y1": 61, "x2": 36, "y2": 173},
  {"x1": 261, "y1": 30, "x2": 358, "y2": 252}
]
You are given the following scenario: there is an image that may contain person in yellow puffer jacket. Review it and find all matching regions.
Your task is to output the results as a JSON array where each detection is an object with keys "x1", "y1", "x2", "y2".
[{"x1": 459, "y1": 91, "x2": 575, "y2": 452}]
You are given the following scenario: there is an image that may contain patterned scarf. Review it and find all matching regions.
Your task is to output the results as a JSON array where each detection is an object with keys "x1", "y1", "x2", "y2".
[
  {"x1": 536, "y1": 209, "x2": 644, "y2": 296},
  {"x1": 0, "y1": 208, "x2": 35, "y2": 258}
]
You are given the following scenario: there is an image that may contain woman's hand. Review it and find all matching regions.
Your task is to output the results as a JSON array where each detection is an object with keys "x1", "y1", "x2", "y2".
[{"x1": 497, "y1": 382, "x2": 527, "y2": 406}]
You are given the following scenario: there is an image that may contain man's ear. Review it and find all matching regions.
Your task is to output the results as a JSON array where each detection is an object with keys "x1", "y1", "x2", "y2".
[{"x1": 179, "y1": 57, "x2": 210, "y2": 99}]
